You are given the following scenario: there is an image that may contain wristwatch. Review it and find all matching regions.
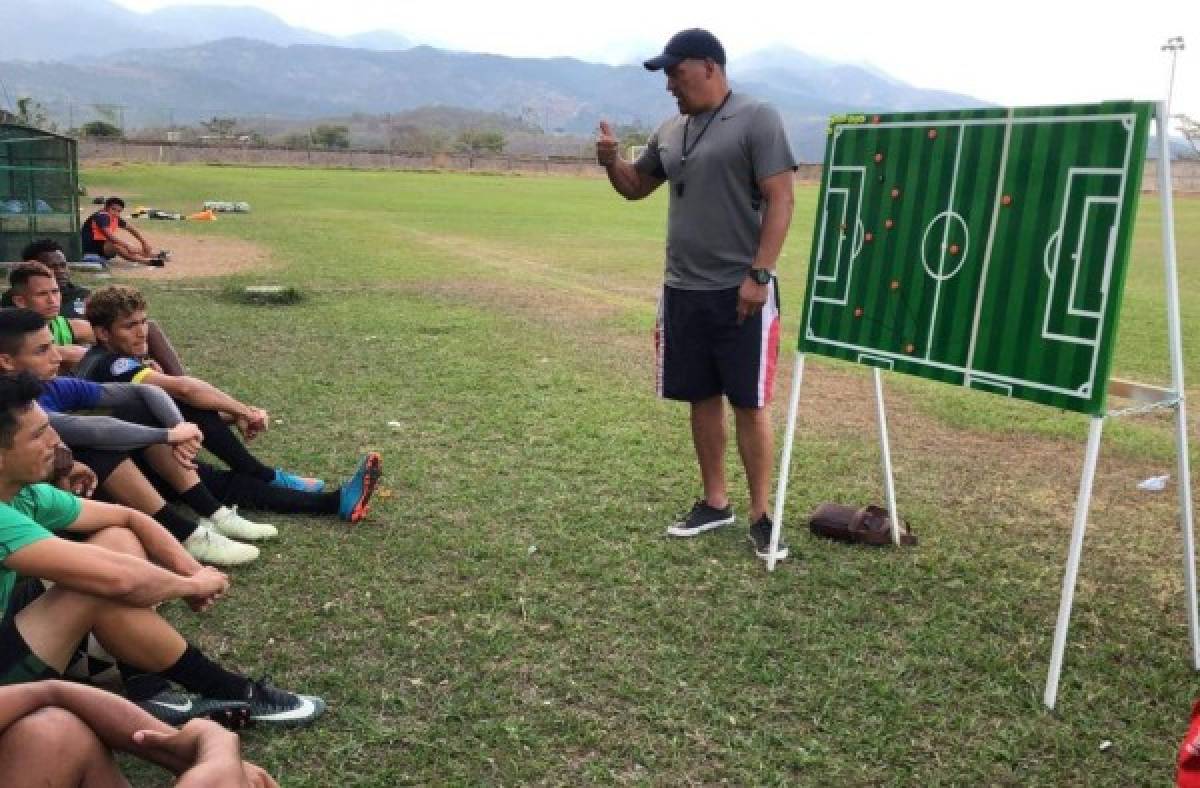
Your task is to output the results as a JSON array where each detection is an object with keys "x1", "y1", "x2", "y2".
[{"x1": 748, "y1": 267, "x2": 773, "y2": 285}]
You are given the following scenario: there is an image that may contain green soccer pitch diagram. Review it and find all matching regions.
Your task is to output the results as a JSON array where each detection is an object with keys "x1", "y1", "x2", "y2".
[{"x1": 798, "y1": 101, "x2": 1155, "y2": 415}]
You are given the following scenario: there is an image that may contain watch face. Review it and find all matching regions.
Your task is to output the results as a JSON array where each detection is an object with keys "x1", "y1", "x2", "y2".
[{"x1": 752, "y1": 269, "x2": 771, "y2": 284}]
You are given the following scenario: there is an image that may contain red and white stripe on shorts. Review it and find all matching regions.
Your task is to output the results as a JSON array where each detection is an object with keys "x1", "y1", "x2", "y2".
[
  {"x1": 654, "y1": 293, "x2": 666, "y2": 397},
  {"x1": 755, "y1": 280, "x2": 781, "y2": 407}
]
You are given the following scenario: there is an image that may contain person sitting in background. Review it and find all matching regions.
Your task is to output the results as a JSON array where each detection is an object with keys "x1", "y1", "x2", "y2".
[
  {"x1": 13, "y1": 238, "x2": 90, "y2": 318},
  {"x1": 0, "y1": 681, "x2": 277, "y2": 786},
  {"x1": 81, "y1": 197, "x2": 168, "y2": 266}
]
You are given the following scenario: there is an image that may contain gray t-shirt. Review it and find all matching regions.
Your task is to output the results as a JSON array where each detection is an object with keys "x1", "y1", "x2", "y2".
[{"x1": 636, "y1": 92, "x2": 796, "y2": 291}]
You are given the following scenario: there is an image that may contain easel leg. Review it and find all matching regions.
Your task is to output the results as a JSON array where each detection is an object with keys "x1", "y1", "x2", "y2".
[
  {"x1": 1155, "y1": 100, "x2": 1200, "y2": 671},
  {"x1": 768, "y1": 354, "x2": 806, "y2": 572},
  {"x1": 872, "y1": 368, "x2": 901, "y2": 546},
  {"x1": 1173, "y1": 401, "x2": 1200, "y2": 669},
  {"x1": 1044, "y1": 416, "x2": 1106, "y2": 710}
]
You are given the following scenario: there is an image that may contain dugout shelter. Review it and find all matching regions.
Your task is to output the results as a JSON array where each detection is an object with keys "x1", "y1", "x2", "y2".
[{"x1": 0, "y1": 122, "x2": 81, "y2": 262}]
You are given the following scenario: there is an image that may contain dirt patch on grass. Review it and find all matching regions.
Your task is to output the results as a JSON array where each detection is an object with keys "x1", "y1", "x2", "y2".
[{"x1": 99, "y1": 228, "x2": 274, "y2": 280}]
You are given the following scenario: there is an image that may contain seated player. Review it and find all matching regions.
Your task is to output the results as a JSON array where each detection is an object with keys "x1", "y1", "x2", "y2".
[
  {"x1": 17, "y1": 238, "x2": 188, "y2": 375},
  {"x1": 79, "y1": 285, "x2": 330, "y2": 495},
  {"x1": 0, "y1": 681, "x2": 277, "y2": 786},
  {"x1": 0, "y1": 308, "x2": 381, "y2": 530},
  {"x1": 0, "y1": 372, "x2": 326, "y2": 726},
  {"x1": 0, "y1": 308, "x2": 268, "y2": 566},
  {"x1": 7, "y1": 262, "x2": 93, "y2": 369},
  {"x1": 81, "y1": 197, "x2": 168, "y2": 266},
  {"x1": 13, "y1": 238, "x2": 90, "y2": 318}
]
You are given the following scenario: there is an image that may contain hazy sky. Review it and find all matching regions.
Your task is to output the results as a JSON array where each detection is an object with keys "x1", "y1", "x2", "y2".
[{"x1": 114, "y1": 0, "x2": 1198, "y2": 125}]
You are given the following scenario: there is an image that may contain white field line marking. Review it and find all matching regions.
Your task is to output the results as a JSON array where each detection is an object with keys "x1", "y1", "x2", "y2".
[
  {"x1": 964, "y1": 108, "x2": 1015, "y2": 375},
  {"x1": 926, "y1": 126, "x2": 966, "y2": 358},
  {"x1": 1084, "y1": 121, "x2": 1137, "y2": 394},
  {"x1": 857, "y1": 353, "x2": 895, "y2": 370},
  {"x1": 808, "y1": 334, "x2": 1090, "y2": 399},
  {"x1": 1067, "y1": 196, "x2": 1117, "y2": 318},
  {"x1": 965, "y1": 375, "x2": 1014, "y2": 396}
]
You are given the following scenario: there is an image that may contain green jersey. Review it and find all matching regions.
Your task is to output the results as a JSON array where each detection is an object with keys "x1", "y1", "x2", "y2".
[{"x1": 0, "y1": 484, "x2": 81, "y2": 612}]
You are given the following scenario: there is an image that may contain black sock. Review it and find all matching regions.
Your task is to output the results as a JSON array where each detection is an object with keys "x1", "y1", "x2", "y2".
[
  {"x1": 318, "y1": 489, "x2": 340, "y2": 514},
  {"x1": 118, "y1": 664, "x2": 172, "y2": 700},
  {"x1": 181, "y1": 404, "x2": 275, "y2": 482},
  {"x1": 153, "y1": 505, "x2": 199, "y2": 542},
  {"x1": 160, "y1": 644, "x2": 252, "y2": 700},
  {"x1": 178, "y1": 483, "x2": 222, "y2": 519}
]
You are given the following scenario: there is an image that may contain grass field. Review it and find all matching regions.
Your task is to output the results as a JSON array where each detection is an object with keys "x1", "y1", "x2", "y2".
[{"x1": 81, "y1": 163, "x2": 1200, "y2": 785}]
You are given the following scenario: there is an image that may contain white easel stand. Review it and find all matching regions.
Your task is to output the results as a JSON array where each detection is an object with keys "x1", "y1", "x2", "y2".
[
  {"x1": 1042, "y1": 101, "x2": 1198, "y2": 709},
  {"x1": 767, "y1": 360, "x2": 902, "y2": 573},
  {"x1": 769, "y1": 102, "x2": 1197, "y2": 711}
]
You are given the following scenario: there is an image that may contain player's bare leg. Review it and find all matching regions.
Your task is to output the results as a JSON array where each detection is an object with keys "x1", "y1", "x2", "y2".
[
  {"x1": 103, "y1": 240, "x2": 157, "y2": 265},
  {"x1": 102, "y1": 459, "x2": 174, "y2": 514},
  {"x1": 15, "y1": 526, "x2": 189, "y2": 673},
  {"x1": 0, "y1": 707, "x2": 127, "y2": 787},
  {"x1": 733, "y1": 404, "x2": 773, "y2": 521},
  {"x1": 690, "y1": 395, "x2": 729, "y2": 509}
]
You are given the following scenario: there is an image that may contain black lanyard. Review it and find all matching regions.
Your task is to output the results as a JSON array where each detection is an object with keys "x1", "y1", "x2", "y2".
[{"x1": 677, "y1": 90, "x2": 731, "y2": 197}]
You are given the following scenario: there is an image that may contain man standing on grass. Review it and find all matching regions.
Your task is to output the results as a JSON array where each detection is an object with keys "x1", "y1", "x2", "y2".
[{"x1": 596, "y1": 29, "x2": 796, "y2": 561}]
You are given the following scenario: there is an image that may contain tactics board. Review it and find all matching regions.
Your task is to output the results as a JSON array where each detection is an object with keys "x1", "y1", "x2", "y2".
[{"x1": 798, "y1": 101, "x2": 1155, "y2": 415}]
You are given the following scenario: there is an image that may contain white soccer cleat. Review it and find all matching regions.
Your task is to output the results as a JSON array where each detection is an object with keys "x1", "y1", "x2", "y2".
[
  {"x1": 202, "y1": 505, "x2": 278, "y2": 541},
  {"x1": 183, "y1": 525, "x2": 260, "y2": 566}
]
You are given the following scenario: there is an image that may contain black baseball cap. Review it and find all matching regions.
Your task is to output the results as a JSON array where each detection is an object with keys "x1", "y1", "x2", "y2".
[{"x1": 643, "y1": 28, "x2": 726, "y2": 71}]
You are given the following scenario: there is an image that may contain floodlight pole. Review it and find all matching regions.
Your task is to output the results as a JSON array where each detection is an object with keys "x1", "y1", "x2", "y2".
[{"x1": 1162, "y1": 36, "x2": 1185, "y2": 139}]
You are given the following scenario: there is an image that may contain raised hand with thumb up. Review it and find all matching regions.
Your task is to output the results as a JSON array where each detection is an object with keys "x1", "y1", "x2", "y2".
[{"x1": 596, "y1": 120, "x2": 619, "y2": 166}]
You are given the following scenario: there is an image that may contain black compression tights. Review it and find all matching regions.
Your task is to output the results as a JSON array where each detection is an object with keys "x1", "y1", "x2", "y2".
[{"x1": 178, "y1": 404, "x2": 274, "y2": 482}]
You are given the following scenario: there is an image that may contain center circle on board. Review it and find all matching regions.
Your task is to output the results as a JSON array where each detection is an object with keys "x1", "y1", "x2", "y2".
[{"x1": 921, "y1": 211, "x2": 970, "y2": 281}]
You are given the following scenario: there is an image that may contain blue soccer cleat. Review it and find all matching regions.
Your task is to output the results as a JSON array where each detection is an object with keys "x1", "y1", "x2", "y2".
[{"x1": 339, "y1": 452, "x2": 382, "y2": 523}]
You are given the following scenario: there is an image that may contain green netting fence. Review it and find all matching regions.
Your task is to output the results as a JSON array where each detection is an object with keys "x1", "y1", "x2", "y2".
[{"x1": 0, "y1": 123, "x2": 80, "y2": 261}]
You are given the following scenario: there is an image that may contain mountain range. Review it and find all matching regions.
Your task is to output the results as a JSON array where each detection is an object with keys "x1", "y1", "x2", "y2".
[{"x1": 0, "y1": 0, "x2": 990, "y2": 160}]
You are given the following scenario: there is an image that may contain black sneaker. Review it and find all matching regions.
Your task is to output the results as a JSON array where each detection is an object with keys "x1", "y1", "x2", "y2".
[
  {"x1": 667, "y1": 500, "x2": 735, "y2": 537},
  {"x1": 748, "y1": 514, "x2": 789, "y2": 561},
  {"x1": 135, "y1": 688, "x2": 251, "y2": 729},
  {"x1": 243, "y1": 676, "x2": 326, "y2": 727}
]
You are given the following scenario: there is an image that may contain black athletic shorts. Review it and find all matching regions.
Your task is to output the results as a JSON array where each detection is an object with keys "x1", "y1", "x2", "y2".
[
  {"x1": 654, "y1": 282, "x2": 781, "y2": 408},
  {"x1": 0, "y1": 579, "x2": 58, "y2": 685},
  {"x1": 70, "y1": 447, "x2": 133, "y2": 486}
]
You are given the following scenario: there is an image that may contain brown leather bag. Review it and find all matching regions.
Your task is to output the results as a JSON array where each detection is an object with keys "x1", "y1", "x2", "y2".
[{"x1": 809, "y1": 503, "x2": 917, "y2": 547}]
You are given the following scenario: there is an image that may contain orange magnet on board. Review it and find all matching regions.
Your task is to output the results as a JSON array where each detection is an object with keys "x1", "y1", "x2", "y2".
[
  {"x1": 1002, "y1": 195, "x2": 1013, "y2": 206},
  {"x1": 891, "y1": 187, "x2": 901, "y2": 199},
  {"x1": 905, "y1": 343, "x2": 915, "y2": 354},
  {"x1": 854, "y1": 307, "x2": 864, "y2": 317},
  {"x1": 871, "y1": 115, "x2": 882, "y2": 124},
  {"x1": 874, "y1": 152, "x2": 884, "y2": 163},
  {"x1": 927, "y1": 129, "x2": 938, "y2": 140},
  {"x1": 864, "y1": 232, "x2": 874, "y2": 242},
  {"x1": 890, "y1": 280, "x2": 900, "y2": 290},
  {"x1": 885, "y1": 218, "x2": 895, "y2": 229}
]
